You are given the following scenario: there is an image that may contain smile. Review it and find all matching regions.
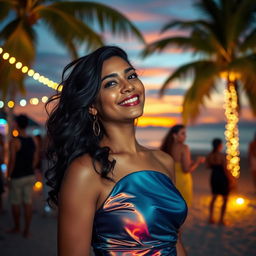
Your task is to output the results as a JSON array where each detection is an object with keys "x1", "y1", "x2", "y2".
[{"x1": 118, "y1": 95, "x2": 140, "y2": 106}]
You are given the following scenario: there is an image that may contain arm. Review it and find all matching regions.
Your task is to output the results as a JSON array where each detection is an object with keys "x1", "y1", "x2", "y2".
[
  {"x1": 58, "y1": 156, "x2": 101, "y2": 256},
  {"x1": 205, "y1": 154, "x2": 211, "y2": 169},
  {"x1": 181, "y1": 145, "x2": 203, "y2": 173}
]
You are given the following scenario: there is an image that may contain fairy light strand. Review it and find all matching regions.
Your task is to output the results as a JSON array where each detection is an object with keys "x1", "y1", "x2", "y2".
[
  {"x1": 0, "y1": 47, "x2": 62, "y2": 91},
  {"x1": 0, "y1": 96, "x2": 49, "y2": 109},
  {"x1": 224, "y1": 78, "x2": 240, "y2": 178}
]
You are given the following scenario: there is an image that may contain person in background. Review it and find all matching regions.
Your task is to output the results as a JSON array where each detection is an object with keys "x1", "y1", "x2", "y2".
[
  {"x1": 34, "y1": 134, "x2": 43, "y2": 181},
  {"x1": 46, "y1": 46, "x2": 187, "y2": 255},
  {"x1": 206, "y1": 138, "x2": 231, "y2": 225},
  {"x1": 7, "y1": 114, "x2": 38, "y2": 237},
  {"x1": 248, "y1": 132, "x2": 256, "y2": 193},
  {"x1": 161, "y1": 124, "x2": 205, "y2": 206},
  {"x1": 0, "y1": 134, "x2": 5, "y2": 214}
]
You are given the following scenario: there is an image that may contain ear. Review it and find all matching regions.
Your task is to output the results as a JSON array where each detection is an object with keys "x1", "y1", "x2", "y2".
[{"x1": 89, "y1": 105, "x2": 98, "y2": 116}]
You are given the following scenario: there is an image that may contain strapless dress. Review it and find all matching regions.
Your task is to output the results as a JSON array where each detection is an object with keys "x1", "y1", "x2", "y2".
[{"x1": 92, "y1": 170, "x2": 187, "y2": 255}]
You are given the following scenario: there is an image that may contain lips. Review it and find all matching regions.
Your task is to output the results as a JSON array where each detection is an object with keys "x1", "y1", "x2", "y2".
[{"x1": 118, "y1": 94, "x2": 140, "y2": 106}]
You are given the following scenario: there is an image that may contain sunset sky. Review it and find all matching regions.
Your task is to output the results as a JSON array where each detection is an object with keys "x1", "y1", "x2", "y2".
[{"x1": 10, "y1": 0, "x2": 255, "y2": 126}]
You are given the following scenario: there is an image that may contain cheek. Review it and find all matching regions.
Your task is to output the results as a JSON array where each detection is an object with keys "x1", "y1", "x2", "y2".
[{"x1": 96, "y1": 90, "x2": 119, "y2": 115}]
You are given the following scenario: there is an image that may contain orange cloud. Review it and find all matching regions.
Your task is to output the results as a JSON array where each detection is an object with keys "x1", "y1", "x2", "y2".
[
  {"x1": 144, "y1": 96, "x2": 183, "y2": 115},
  {"x1": 137, "y1": 116, "x2": 176, "y2": 128},
  {"x1": 138, "y1": 67, "x2": 173, "y2": 78},
  {"x1": 125, "y1": 11, "x2": 167, "y2": 22}
]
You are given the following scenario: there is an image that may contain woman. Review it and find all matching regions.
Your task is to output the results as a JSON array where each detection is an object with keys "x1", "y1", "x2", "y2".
[
  {"x1": 161, "y1": 125, "x2": 205, "y2": 206},
  {"x1": 206, "y1": 138, "x2": 230, "y2": 225},
  {"x1": 46, "y1": 46, "x2": 187, "y2": 255}
]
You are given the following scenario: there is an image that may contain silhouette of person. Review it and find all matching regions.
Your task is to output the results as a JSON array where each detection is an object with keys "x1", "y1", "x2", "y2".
[
  {"x1": 206, "y1": 138, "x2": 231, "y2": 225},
  {"x1": 7, "y1": 114, "x2": 37, "y2": 237}
]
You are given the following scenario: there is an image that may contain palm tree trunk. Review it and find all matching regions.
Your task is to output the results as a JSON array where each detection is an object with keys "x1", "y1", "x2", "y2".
[{"x1": 224, "y1": 75, "x2": 240, "y2": 180}]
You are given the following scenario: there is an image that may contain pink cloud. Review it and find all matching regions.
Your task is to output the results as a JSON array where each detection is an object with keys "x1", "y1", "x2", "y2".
[
  {"x1": 137, "y1": 67, "x2": 174, "y2": 77},
  {"x1": 125, "y1": 11, "x2": 167, "y2": 22},
  {"x1": 144, "y1": 30, "x2": 189, "y2": 44}
]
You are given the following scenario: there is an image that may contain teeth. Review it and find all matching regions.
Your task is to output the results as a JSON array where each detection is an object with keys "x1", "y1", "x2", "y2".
[{"x1": 120, "y1": 96, "x2": 138, "y2": 105}]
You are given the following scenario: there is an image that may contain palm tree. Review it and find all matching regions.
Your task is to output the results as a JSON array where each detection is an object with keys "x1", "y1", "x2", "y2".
[
  {"x1": 143, "y1": 0, "x2": 256, "y2": 178},
  {"x1": 0, "y1": 0, "x2": 144, "y2": 99}
]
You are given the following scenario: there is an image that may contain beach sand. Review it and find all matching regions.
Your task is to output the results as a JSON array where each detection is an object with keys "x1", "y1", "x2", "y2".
[
  {"x1": 182, "y1": 154, "x2": 256, "y2": 256},
  {"x1": 0, "y1": 154, "x2": 255, "y2": 256}
]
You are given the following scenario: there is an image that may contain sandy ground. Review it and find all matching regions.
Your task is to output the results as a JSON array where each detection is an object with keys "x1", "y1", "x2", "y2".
[{"x1": 0, "y1": 155, "x2": 255, "y2": 256}]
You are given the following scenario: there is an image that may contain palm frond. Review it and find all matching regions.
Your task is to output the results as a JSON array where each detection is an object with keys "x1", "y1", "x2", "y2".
[
  {"x1": 195, "y1": 0, "x2": 221, "y2": 24},
  {"x1": 37, "y1": 6, "x2": 104, "y2": 56},
  {"x1": 229, "y1": 54, "x2": 256, "y2": 93},
  {"x1": 244, "y1": 87, "x2": 256, "y2": 116},
  {"x1": 228, "y1": 0, "x2": 256, "y2": 45},
  {"x1": 239, "y1": 28, "x2": 256, "y2": 52},
  {"x1": 142, "y1": 35, "x2": 217, "y2": 58},
  {"x1": 0, "y1": 0, "x2": 15, "y2": 22},
  {"x1": 0, "y1": 19, "x2": 36, "y2": 100},
  {"x1": 158, "y1": 59, "x2": 220, "y2": 123},
  {"x1": 36, "y1": 1, "x2": 145, "y2": 44},
  {"x1": 161, "y1": 19, "x2": 210, "y2": 33},
  {"x1": 2, "y1": 20, "x2": 36, "y2": 63},
  {"x1": 160, "y1": 60, "x2": 220, "y2": 95},
  {"x1": 181, "y1": 62, "x2": 220, "y2": 123}
]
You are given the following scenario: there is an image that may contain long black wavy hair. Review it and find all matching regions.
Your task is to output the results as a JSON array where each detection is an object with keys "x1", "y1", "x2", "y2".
[
  {"x1": 45, "y1": 46, "x2": 133, "y2": 206},
  {"x1": 160, "y1": 124, "x2": 185, "y2": 154}
]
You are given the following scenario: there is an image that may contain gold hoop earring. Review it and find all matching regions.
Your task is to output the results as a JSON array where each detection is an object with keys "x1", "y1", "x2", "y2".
[{"x1": 93, "y1": 115, "x2": 101, "y2": 137}]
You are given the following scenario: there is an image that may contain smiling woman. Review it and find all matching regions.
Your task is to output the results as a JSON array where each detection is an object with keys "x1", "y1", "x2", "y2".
[{"x1": 46, "y1": 46, "x2": 187, "y2": 256}]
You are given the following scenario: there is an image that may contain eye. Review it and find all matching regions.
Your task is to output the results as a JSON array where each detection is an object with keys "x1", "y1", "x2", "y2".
[
  {"x1": 104, "y1": 80, "x2": 117, "y2": 88},
  {"x1": 128, "y1": 72, "x2": 138, "y2": 79}
]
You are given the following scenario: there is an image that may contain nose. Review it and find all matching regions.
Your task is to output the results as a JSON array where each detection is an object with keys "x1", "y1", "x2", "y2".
[{"x1": 120, "y1": 79, "x2": 135, "y2": 93}]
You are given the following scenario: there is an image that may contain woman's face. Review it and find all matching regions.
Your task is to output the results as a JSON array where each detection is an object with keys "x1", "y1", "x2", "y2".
[
  {"x1": 94, "y1": 56, "x2": 145, "y2": 122},
  {"x1": 174, "y1": 128, "x2": 186, "y2": 143}
]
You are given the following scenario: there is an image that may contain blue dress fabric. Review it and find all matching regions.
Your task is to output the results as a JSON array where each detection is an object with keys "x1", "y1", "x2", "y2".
[{"x1": 92, "y1": 170, "x2": 187, "y2": 255}]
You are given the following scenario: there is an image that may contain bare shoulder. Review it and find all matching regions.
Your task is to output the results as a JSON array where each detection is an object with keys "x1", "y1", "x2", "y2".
[
  {"x1": 183, "y1": 144, "x2": 190, "y2": 153},
  {"x1": 152, "y1": 149, "x2": 174, "y2": 168},
  {"x1": 151, "y1": 149, "x2": 175, "y2": 181},
  {"x1": 60, "y1": 154, "x2": 102, "y2": 204}
]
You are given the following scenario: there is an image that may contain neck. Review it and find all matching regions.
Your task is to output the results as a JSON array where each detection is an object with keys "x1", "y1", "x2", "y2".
[{"x1": 100, "y1": 121, "x2": 140, "y2": 154}]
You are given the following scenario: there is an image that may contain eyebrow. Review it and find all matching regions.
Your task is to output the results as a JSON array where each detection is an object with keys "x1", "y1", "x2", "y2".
[{"x1": 101, "y1": 67, "x2": 135, "y2": 82}]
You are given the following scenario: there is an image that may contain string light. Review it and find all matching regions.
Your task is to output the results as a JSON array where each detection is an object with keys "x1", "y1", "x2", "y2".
[
  {"x1": 0, "y1": 47, "x2": 61, "y2": 91},
  {"x1": 12, "y1": 129, "x2": 19, "y2": 137},
  {"x1": 0, "y1": 96, "x2": 50, "y2": 108},
  {"x1": 7, "y1": 101, "x2": 14, "y2": 108},
  {"x1": 224, "y1": 73, "x2": 240, "y2": 178},
  {"x1": 30, "y1": 97, "x2": 39, "y2": 105},
  {"x1": 20, "y1": 99, "x2": 27, "y2": 106}
]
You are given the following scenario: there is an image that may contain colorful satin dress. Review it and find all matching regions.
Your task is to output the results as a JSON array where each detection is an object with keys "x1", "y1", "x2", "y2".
[{"x1": 92, "y1": 170, "x2": 187, "y2": 255}]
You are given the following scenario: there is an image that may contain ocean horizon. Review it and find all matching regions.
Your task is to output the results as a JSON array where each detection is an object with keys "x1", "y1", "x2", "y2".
[{"x1": 136, "y1": 122, "x2": 255, "y2": 156}]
